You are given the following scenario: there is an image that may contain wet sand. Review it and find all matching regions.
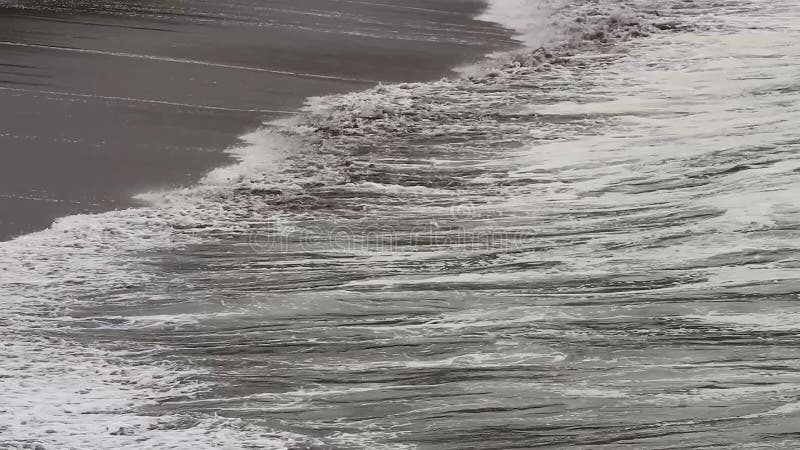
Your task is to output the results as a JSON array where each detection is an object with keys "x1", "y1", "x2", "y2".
[{"x1": 0, "y1": 0, "x2": 515, "y2": 240}]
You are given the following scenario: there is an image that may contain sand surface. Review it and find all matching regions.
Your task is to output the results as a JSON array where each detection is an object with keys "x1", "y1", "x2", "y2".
[{"x1": 0, "y1": 0, "x2": 514, "y2": 240}]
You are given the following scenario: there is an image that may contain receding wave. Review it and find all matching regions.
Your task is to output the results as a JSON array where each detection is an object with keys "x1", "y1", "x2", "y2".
[{"x1": 2, "y1": 0, "x2": 800, "y2": 448}]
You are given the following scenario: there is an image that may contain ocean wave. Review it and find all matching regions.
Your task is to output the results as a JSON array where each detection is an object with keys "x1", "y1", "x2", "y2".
[{"x1": 2, "y1": 0, "x2": 800, "y2": 447}]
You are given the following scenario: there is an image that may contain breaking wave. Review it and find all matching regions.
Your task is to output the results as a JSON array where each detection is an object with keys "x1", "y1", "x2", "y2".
[{"x1": 2, "y1": 0, "x2": 800, "y2": 448}]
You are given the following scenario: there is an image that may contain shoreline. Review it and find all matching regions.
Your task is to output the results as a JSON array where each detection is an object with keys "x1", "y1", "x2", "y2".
[
  {"x1": 5, "y1": 0, "x2": 800, "y2": 448},
  {"x1": 0, "y1": 0, "x2": 517, "y2": 241}
]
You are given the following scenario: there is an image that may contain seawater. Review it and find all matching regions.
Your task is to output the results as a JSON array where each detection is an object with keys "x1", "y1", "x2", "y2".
[{"x1": 2, "y1": 0, "x2": 800, "y2": 448}]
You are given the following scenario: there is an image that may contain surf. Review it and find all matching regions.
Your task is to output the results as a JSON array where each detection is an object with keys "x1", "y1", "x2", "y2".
[{"x1": 2, "y1": 0, "x2": 799, "y2": 447}]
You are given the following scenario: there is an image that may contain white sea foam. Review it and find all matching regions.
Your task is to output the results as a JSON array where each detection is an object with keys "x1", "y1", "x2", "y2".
[
  {"x1": 684, "y1": 312, "x2": 800, "y2": 332},
  {"x1": 479, "y1": 0, "x2": 563, "y2": 47},
  {"x1": 0, "y1": 134, "x2": 296, "y2": 447},
  {"x1": 2, "y1": 0, "x2": 800, "y2": 446}
]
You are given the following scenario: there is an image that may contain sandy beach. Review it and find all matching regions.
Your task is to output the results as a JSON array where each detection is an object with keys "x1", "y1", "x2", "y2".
[{"x1": 0, "y1": 0, "x2": 514, "y2": 240}]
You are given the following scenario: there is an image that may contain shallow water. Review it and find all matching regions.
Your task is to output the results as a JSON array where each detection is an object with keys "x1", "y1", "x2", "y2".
[{"x1": 2, "y1": 0, "x2": 800, "y2": 448}]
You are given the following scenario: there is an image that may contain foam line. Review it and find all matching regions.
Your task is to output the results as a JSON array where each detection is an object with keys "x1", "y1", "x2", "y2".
[
  {"x1": 0, "y1": 41, "x2": 378, "y2": 84},
  {"x1": 0, "y1": 193, "x2": 94, "y2": 205},
  {"x1": 0, "y1": 85, "x2": 300, "y2": 113},
  {"x1": 324, "y1": 0, "x2": 464, "y2": 16}
]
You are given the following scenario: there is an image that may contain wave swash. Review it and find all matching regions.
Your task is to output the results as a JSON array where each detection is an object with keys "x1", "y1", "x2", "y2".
[{"x1": 2, "y1": 0, "x2": 800, "y2": 448}]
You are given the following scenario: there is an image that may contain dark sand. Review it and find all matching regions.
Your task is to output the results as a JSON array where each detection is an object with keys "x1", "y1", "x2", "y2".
[{"x1": 0, "y1": 0, "x2": 515, "y2": 240}]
